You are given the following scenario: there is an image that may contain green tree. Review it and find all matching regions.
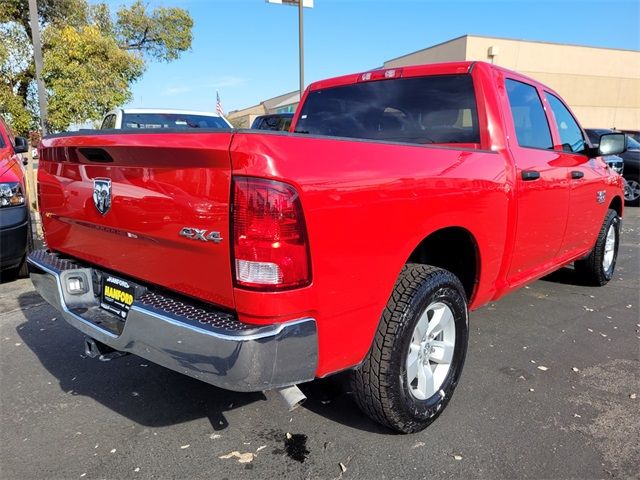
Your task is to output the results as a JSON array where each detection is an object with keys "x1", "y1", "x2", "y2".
[{"x1": 0, "y1": 0, "x2": 193, "y2": 134}]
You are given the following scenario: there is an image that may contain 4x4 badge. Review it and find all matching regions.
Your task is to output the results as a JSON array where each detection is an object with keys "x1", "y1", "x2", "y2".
[
  {"x1": 93, "y1": 178, "x2": 112, "y2": 215},
  {"x1": 179, "y1": 227, "x2": 223, "y2": 244}
]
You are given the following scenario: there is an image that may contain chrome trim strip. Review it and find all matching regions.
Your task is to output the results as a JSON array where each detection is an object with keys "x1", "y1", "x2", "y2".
[{"x1": 27, "y1": 251, "x2": 318, "y2": 391}]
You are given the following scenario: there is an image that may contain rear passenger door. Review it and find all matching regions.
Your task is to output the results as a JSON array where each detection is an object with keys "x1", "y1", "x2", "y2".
[
  {"x1": 503, "y1": 78, "x2": 571, "y2": 283},
  {"x1": 544, "y1": 92, "x2": 609, "y2": 256}
]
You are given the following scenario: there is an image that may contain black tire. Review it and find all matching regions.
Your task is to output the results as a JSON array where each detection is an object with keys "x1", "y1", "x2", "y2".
[
  {"x1": 351, "y1": 264, "x2": 469, "y2": 433},
  {"x1": 16, "y1": 210, "x2": 34, "y2": 278},
  {"x1": 575, "y1": 209, "x2": 620, "y2": 286}
]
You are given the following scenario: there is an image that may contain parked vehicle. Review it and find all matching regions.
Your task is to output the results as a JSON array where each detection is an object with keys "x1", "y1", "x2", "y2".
[
  {"x1": 30, "y1": 62, "x2": 625, "y2": 433},
  {"x1": 100, "y1": 108, "x2": 232, "y2": 130},
  {"x1": 601, "y1": 154, "x2": 624, "y2": 176},
  {"x1": 621, "y1": 130, "x2": 640, "y2": 143},
  {"x1": 586, "y1": 128, "x2": 640, "y2": 205},
  {"x1": 0, "y1": 116, "x2": 33, "y2": 278},
  {"x1": 251, "y1": 113, "x2": 294, "y2": 131}
]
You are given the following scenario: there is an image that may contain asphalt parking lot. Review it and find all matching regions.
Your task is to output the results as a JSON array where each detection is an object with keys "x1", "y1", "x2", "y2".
[{"x1": 1, "y1": 209, "x2": 638, "y2": 480}]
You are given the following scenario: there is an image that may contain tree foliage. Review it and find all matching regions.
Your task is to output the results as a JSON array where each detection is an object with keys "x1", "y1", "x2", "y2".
[{"x1": 0, "y1": 0, "x2": 193, "y2": 134}]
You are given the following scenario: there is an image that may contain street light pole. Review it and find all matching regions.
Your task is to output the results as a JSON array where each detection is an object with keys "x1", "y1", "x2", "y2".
[
  {"x1": 266, "y1": 0, "x2": 312, "y2": 101},
  {"x1": 298, "y1": 0, "x2": 304, "y2": 99},
  {"x1": 27, "y1": 0, "x2": 49, "y2": 135}
]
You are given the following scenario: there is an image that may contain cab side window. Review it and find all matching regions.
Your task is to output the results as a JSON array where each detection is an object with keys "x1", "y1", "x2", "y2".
[
  {"x1": 546, "y1": 93, "x2": 587, "y2": 154},
  {"x1": 505, "y1": 79, "x2": 553, "y2": 150}
]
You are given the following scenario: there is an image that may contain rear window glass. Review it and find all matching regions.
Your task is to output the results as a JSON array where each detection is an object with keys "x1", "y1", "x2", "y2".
[
  {"x1": 122, "y1": 113, "x2": 229, "y2": 129},
  {"x1": 295, "y1": 75, "x2": 480, "y2": 145}
]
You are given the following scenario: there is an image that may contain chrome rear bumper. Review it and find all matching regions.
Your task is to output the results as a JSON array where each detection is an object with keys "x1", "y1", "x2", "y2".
[{"x1": 27, "y1": 250, "x2": 318, "y2": 392}]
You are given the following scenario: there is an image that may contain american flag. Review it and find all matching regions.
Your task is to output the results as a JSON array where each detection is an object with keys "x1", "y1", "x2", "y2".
[{"x1": 216, "y1": 91, "x2": 224, "y2": 116}]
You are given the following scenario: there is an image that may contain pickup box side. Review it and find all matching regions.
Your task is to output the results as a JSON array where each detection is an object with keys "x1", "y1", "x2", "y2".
[{"x1": 230, "y1": 131, "x2": 511, "y2": 376}]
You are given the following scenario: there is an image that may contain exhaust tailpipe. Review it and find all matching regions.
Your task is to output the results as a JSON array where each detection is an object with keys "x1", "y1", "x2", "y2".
[
  {"x1": 84, "y1": 337, "x2": 129, "y2": 362},
  {"x1": 277, "y1": 385, "x2": 307, "y2": 411}
]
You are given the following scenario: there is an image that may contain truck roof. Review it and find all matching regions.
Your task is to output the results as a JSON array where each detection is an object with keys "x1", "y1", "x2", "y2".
[
  {"x1": 115, "y1": 108, "x2": 224, "y2": 117},
  {"x1": 306, "y1": 61, "x2": 557, "y2": 97}
]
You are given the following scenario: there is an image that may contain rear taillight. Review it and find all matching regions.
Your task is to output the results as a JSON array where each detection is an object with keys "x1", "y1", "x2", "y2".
[{"x1": 232, "y1": 177, "x2": 310, "y2": 290}]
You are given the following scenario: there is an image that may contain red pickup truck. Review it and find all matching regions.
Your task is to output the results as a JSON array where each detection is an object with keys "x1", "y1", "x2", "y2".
[
  {"x1": 0, "y1": 116, "x2": 32, "y2": 277},
  {"x1": 29, "y1": 62, "x2": 626, "y2": 433}
]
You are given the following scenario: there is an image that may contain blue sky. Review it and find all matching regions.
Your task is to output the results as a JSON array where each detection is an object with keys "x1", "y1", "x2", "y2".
[{"x1": 102, "y1": 0, "x2": 640, "y2": 113}]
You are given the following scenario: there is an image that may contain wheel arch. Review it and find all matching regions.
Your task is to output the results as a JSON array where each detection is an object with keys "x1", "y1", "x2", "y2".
[
  {"x1": 609, "y1": 195, "x2": 623, "y2": 217},
  {"x1": 406, "y1": 226, "x2": 480, "y2": 303}
]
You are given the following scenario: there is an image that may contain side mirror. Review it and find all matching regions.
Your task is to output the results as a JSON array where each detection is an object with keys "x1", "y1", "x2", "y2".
[
  {"x1": 14, "y1": 136, "x2": 29, "y2": 154},
  {"x1": 597, "y1": 133, "x2": 626, "y2": 157}
]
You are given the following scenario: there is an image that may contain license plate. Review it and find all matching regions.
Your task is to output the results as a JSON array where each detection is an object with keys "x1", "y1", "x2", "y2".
[{"x1": 100, "y1": 275, "x2": 135, "y2": 319}]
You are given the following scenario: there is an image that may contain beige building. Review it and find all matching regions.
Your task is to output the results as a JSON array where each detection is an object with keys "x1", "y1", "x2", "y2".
[
  {"x1": 230, "y1": 35, "x2": 640, "y2": 131},
  {"x1": 227, "y1": 90, "x2": 299, "y2": 128},
  {"x1": 385, "y1": 35, "x2": 640, "y2": 130}
]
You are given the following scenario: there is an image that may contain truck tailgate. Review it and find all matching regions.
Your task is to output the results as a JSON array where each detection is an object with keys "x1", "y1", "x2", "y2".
[{"x1": 38, "y1": 131, "x2": 235, "y2": 309}]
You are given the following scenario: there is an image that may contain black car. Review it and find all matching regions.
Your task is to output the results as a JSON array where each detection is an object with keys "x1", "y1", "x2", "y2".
[
  {"x1": 586, "y1": 128, "x2": 640, "y2": 206},
  {"x1": 251, "y1": 113, "x2": 294, "y2": 131}
]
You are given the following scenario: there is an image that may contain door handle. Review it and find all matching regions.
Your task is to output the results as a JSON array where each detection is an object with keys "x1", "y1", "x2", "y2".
[
  {"x1": 571, "y1": 170, "x2": 584, "y2": 179},
  {"x1": 521, "y1": 170, "x2": 540, "y2": 181}
]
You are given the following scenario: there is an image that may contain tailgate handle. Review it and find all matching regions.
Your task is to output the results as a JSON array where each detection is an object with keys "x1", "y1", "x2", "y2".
[
  {"x1": 571, "y1": 170, "x2": 584, "y2": 179},
  {"x1": 78, "y1": 148, "x2": 113, "y2": 163},
  {"x1": 521, "y1": 170, "x2": 540, "y2": 181}
]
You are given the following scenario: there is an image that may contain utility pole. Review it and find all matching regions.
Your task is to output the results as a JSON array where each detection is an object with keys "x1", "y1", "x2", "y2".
[
  {"x1": 298, "y1": 0, "x2": 304, "y2": 99},
  {"x1": 28, "y1": 0, "x2": 49, "y2": 135}
]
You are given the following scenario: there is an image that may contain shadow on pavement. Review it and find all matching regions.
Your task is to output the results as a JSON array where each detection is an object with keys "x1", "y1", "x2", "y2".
[
  {"x1": 15, "y1": 290, "x2": 390, "y2": 434},
  {"x1": 16, "y1": 291, "x2": 265, "y2": 431},
  {"x1": 539, "y1": 265, "x2": 598, "y2": 287},
  {"x1": 299, "y1": 374, "x2": 396, "y2": 435}
]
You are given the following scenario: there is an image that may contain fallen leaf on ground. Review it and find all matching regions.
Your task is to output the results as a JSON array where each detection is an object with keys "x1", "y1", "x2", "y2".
[
  {"x1": 537, "y1": 366, "x2": 548, "y2": 371},
  {"x1": 180, "y1": 445, "x2": 190, "y2": 449},
  {"x1": 256, "y1": 445, "x2": 266, "y2": 452},
  {"x1": 219, "y1": 451, "x2": 254, "y2": 463},
  {"x1": 339, "y1": 462, "x2": 347, "y2": 473}
]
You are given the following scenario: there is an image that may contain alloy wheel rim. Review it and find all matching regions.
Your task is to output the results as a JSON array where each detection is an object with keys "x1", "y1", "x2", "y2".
[
  {"x1": 602, "y1": 224, "x2": 616, "y2": 272},
  {"x1": 625, "y1": 180, "x2": 640, "y2": 201},
  {"x1": 406, "y1": 301, "x2": 456, "y2": 400}
]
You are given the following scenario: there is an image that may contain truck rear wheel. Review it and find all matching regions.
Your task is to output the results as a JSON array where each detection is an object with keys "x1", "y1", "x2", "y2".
[
  {"x1": 574, "y1": 209, "x2": 620, "y2": 286},
  {"x1": 351, "y1": 264, "x2": 468, "y2": 433}
]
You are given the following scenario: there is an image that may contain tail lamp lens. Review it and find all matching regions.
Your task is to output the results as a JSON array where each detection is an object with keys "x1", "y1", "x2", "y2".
[{"x1": 233, "y1": 177, "x2": 310, "y2": 290}]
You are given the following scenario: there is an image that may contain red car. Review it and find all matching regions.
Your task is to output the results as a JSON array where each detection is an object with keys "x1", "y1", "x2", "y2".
[
  {"x1": 0, "y1": 116, "x2": 32, "y2": 277},
  {"x1": 29, "y1": 62, "x2": 625, "y2": 432}
]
